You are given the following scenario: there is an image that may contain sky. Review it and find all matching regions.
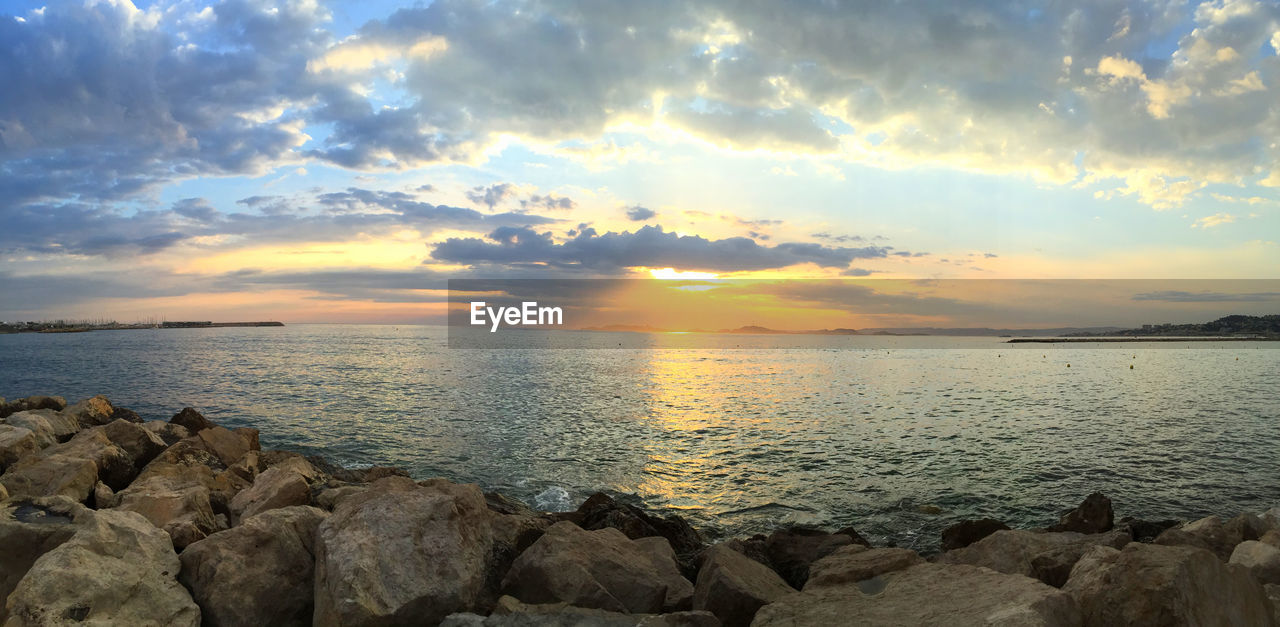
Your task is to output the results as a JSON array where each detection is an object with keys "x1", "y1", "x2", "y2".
[{"x1": 1, "y1": 0, "x2": 1279, "y2": 324}]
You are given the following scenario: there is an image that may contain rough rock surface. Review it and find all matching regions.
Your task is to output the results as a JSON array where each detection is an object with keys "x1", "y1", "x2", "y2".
[
  {"x1": 5, "y1": 508, "x2": 200, "y2": 626},
  {"x1": 0, "y1": 497, "x2": 88, "y2": 616},
  {"x1": 1064, "y1": 543, "x2": 1276, "y2": 626},
  {"x1": 0, "y1": 452, "x2": 99, "y2": 502},
  {"x1": 940, "y1": 518, "x2": 1010, "y2": 551},
  {"x1": 692, "y1": 544, "x2": 795, "y2": 627},
  {"x1": 936, "y1": 528, "x2": 1131, "y2": 587},
  {"x1": 753, "y1": 562, "x2": 1082, "y2": 627},
  {"x1": 803, "y1": 546, "x2": 924, "y2": 590},
  {"x1": 313, "y1": 476, "x2": 496, "y2": 626},
  {"x1": 3, "y1": 412, "x2": 58, "y2": 450},
  {"x1": 1154, "y1": 515, "x2": 1240, "y2": 561},
  {"x1": 0, "y1": 425, "x2": 39, "y2": 471},
  {"x1": 144, "y1": 421, "x2": 191, "y2": 446},
  {"x1": 634, "y1": 537, "x2": 696, "y2": 612},
  {"x1": 1230, "y1": 540, "x2": 1280, "y2": 585},
  {"x1": 115, "y1": 463, "x2": 227, "y2": 549},
  {"x1": 762, "y1": 526, "x2": 857, "y2": 589},
  {"x1": 502, "y1": 521, "x2": 671, "y2": 614},
  {"x1": 170, "y1": 407, "x2": 216, "y2": 433},
  {"x1": 228, "y1": 465, "x2": 311, "y2": 524},
  {"x1": 1049, "y1": 492, "x2": 1114, "y2": 534},
  {"x1": 62, "y1": 395, "x2": 115, "y2": 428},
  {"x1": 195, "y1": 426, "x2": 251, "y2": 467},
  {"x1": 441, "y1": 596, "x2": 720, "y2": 627},
  {"x1": 180, "y1": 506, "x2": 327, "y2": 627},
  {"x1": 567, "y1": 493, "x2": 705, "y2": 572}
]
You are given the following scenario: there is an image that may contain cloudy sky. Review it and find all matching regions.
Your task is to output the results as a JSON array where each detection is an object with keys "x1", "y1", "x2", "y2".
[{"x1": 2, "y1": 0, "x2": 1278, "y2": 323}]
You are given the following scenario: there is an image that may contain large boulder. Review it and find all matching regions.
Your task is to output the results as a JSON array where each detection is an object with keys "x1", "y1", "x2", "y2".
[
  {"x1": 228, "y1": 465, "x2": 311, "y2": 524},
  {"x1": 3, "y1": 412, "x2": 58, "y2": 450},
  {"x1": 196, "y1": 426, "x2": 251, "y2": 467},
  {"x1": 313, "y1": 476, "x2": 496, "y2": 626},
  {"x1": 63, "y1": 395, "x2": 115, "y2": 428},
  {"x1": 753, "y1": 563, "x2": 1082, "y2": 627},
  {"x1": 635, "y1": 537, "x2": 695, "y2": 612},
  {"x1": 1064, "y1": 543, "x2": 1275, "y2": 625},
  {"x1": 936, "y1": 528, "x2": 1130, "y2": 587},
  {"x1": 0, "y1": 497, "x2": 87, "y2": 617},
  {"x1": 1117, "y1": 516, "x2": 1181, "y2": 542},
  {"x1": 692, "y1": 544, "x2": 795, "y2": 627},
  {"x1": 98, "y1": 419, "x2": 168, "y2": 470},
  {"x1": 1230, "y1": 541, "x2": 1280, "y2": 585},
  {"x1": 170, "y1": 407, "x2": 216, "y2": 434},
  {"x1": 803, "y1": 546, "x2": 923, "y2": 590},
  {"x1": 0, "y1": 425, "x2": 39, "y2": 472},
  {"x1": 115, "y1": 463, "x2": 227, "y2": 549},
  {"x1": 143, "y1": 421, "x2": 191, "y2": 447},
  {"x1": 566, "y1": 493, "x2": 705, "y2": 574},
  {"x1": 762, "y1": 526, "x2": 860, "y2": 589},
  {"x1": 5, "y1": 508, "x2": 200, "y2": 625},
  {"x1": 1269, "y1": 584, "x2": 1280, "y2": 625},
  {"x1": 1048, "y1": 492, "x2": 1113, "y2": 534},
  {"x1": 501, "y1": 521, "x2": 670, "y2": 614},
  {"x1": 1154, "y1": 515, "x2": 1239, "y2": 561},
  {"x1": 0, "y1": 396, "x2": 67, "y2": 418},
  {"x1": 940, "y1": 518, "x2": 1009, "y2": 551},
  {"x1": 0, "y1": 452, "x2": 99, "y2": 503},
  {"x1": 180, "y1": 506, "x2": 327, "y2": 626}
]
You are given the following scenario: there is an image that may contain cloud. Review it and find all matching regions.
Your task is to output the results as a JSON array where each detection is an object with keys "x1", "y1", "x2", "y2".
[
  {"x1": 430, "y1": 224, "x2": 890, "y2": 272},
  {"x1": 625, "y1": 206, "x2": 656, "y2": 221},
  {"x1": 1191, "y1": 212, "x2": 1235, "y2": 228},
  {"x1": 465, "y1": 183, "x2": 520, "y2": 210}
]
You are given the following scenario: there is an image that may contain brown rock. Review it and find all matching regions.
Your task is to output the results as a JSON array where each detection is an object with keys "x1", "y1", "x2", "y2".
[
  {"x1": 63, "y1": 395, "x2": 115, "y2": 428},
  {"x1": 1230, "y1": 540, "x2": 1280, "y2": 585},
  {"x1": 569, "y1": 493, "x2": 705, "y2": 573},
  {"x1": 936, "y1": 528, "x2": 1130, "y2": 587},
  {"x1": 1048, "y1": 492, "x2": 1113, "y2": 534},
  {"x1": 940, "y1": 518, "x2": 1009, "y2": 551},
  {"x1": 313, "y1": 477, "x2": 496, "y2": 626},
  {"x1": 1154, "y1": 515, "x2": 1237, "y2": 561},
  {"x1": 3, "y1": 411, "x2": 60, "y2": 449},
  {"x1": 0, "y1": 497, "x2": 87, "y2": 613},
  {"x1": 234, "y1": 427, "x2": 260, "y2": 451},
  {"x1": 762, "y1": 526, "x2": 855, "y2": 589},
  {"x1": 98, "y1": 419, "x2": 167, "y2": 469},
  {"x1": 0, "y1": 453, "x2": 98, "y2": 502},
  {"x1": 803, "y1": 546, "x2": 923, "y2": 590},
  {"x1": 143, "y1": 420, "x2": 191, "y2": 446},
  {"x1": 170, "y1": 407, "x2": 215, "y2": 433},
  {"x1": 501, "y1": 521, "x2": 669, "y2": 614},
  {"x1": 115, "y1": 463, "x2": 226, "y2": 549},
  {"x1": 229, "y1": 465, "x2": 311, "y2": 524},
  {"x1": 692, "y1": 544, "x2": 795, "y2": 627},
  {"x1": 180, "y1": 506, "x2": 327, "y2": 627},
  {"x1": 440, "y1": 596, "x2": 721, "y2": 626},
  {"x1": 0, "y1": 424, "x2": 39, "y2": 472},
  {"x1": 1065, "y1": 543, "x2": 1275, "y2": 626},
  {"x1": 91, "y1": 481, "x2": 117, "y2": 509},
  {"x1": 635, "y1": 537, "x2": 696, "y2": 612},
  {"x1": 754, "y1": 563, "x2": 1082, "y2": 627},
  {"x1": 110, "y1": 406, "x2": 143, "y2": 423},
  {"x1": 197, "y1": 426, "x2": 251, "y2": 467}
]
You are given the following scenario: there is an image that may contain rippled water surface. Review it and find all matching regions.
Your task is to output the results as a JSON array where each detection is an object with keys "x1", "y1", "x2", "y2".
[{"x1": 2, "y1": 325, "x2": 1277, "y2": 550}]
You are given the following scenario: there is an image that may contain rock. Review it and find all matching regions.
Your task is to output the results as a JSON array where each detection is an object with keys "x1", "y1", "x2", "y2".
[
  {"x1": 762, "y1": 526, "x2": 857, "y2": 589},
  {"x1": 226, "y1": 450, "x2": 262, "y2": 484},
  {"x1": 315, "y1": 484, "x2": 368, "y2": 511},
  {"x1": 692, "y1": 544, "x2": 795, "y2": 627},
  {"x1": 1268, "y1": 584, "x2": 1280, "y2": 625},
  {"x1": 803, "y1": 546, "x2": 923, "y2": 590},
  {"x1": 229, "y1": 465, "x2": 311, "y2": 524},
  {"x1": 635, "y1": 537, "x2": 696, "y2": 612},
  {"x1": 170, "y1": 407, "x2": 215, "y2": 433},
  {"x1": 940, "y1": 518, "x2": 1009, "y2": 551},
  {"x1": 1230, "y1": 540, "x2": 1280, "y2": 585},
  {"x1": 152, "y1": 436, "x2": 229, "y2": 472},
  {"x1": 568, "y1": 493, "x2": 705, "y2": 572},
  {"x1": 20, "y1": 396, "x2": 68, "y2": 412},
  {"x1": 1263, "y1": 530, "x2": 1280, "y2": 549},
  {"x1": 0, "y1": 497, "x2": 87, "y2": 613},
  {"x1": 0, "y1": 452, "x2": 99, "y2": 503},
  {"x1": 196, "y1": 426, "x2": 251, "y2": 467},
  {"x1": 1117, "y1": 516, "x2": 1181, "y2": 542},
  {"x1": 115, "y1": 463, "x2": 226, "y2": 549},
  {"x1": 233, "y1": 427, "x2": 260, "y2": 451},
  {"x1": 63, "y1": 394, "x2": 116, "y2": 428},
  {"x1": 441, "y1": 596, "x2": 721, "y2": 626},
  {"x1": 1048, "y1": 491, "x2": 1113, "y2": 534},
  {"x1": 0, "y1": 424, "x2": 39, "y2": 472},
  {"x1": 3, "y1": 411, "x2": 59, "y2": 450},
  {"x1": 501, "y1": 521, "x2": 669, "y2": 614},
  {"x1": 313, "y1": 476, "x2": 496, "y2": 626},
  {"x1": 1227, "y1": 512, "x2": 1269, "y2": 543},
  {"x1": 99, "y1": 419, "x2": 167, "y2": 469},
  {"x1": 936, "y1": 528, "x2": 1130, "y2": 587},
  {"x1": 180, "y1": 506, "x2": 326, "y2": 627},
  {"x1": 1154, "y1": 515, "x2": 1237, "y2": 561},
  {"x1": 49, "y1": 426, "x2": 138, "y2": 490},
  {"x1": 1065, "y1": 543, "x2": 1274, "y2": 625},
  {"x1": 110, "y1": 406, "x2": 143, "y2": 423},
  {"x1": 261, "y1": 451, "x2": 326, "y2": 484},
  {"x1": 6, "y1": 507, "x2": 200, "y2": 625},
  {"x1": 0, "y1": 482, "x2": 6, "y2": 502},
  {"x1": 144, "y1": 421, "x2": 191, "y2": 446},
  {"x1": 486, "y1": 491, "x2": 538, "y2": 517},
  {"x1": 753, "y1": 563, "x2": 1082, "y2": 627},
  {"x1": 91, "y1": 481, "x2": 117, "y2": 509}
]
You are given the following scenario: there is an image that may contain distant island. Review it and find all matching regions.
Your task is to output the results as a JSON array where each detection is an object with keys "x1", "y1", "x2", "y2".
[
  {"x1": 1061, "y1": 314, "x2": 1280, "y2": 338},
  {"x1": 580, "y1": 324, "x2": 1127, "y2": 337},
  {"x1": 0, "y1": 320, "x2": 284, "y2": 334}
]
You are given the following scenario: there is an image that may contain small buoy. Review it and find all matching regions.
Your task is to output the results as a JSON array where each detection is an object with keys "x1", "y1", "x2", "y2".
[
  {"x1": 1129, "y1": 364, "x2": 1133, "y2": 369},
  {"x1": 1066, "y1": 363, "x2": 1070, "y2": 367}
]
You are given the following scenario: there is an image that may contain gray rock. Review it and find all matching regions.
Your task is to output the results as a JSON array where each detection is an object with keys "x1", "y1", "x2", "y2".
[
  {"x1": 313, "y1": 476, "x2": 496, "y2": 626},
  {"x1": 940, "y1": 518, "x2": 1009, "y2": 551},
  {"x1": 2, "y1": 411, "x2": 60, "y2": 449},
  {"x1": 635, "y1": 536, "x2": 695, "y2": 612},
  {"x1": 1065, "y1": 543, "x2": 1275, "y2": 626},
  {"x1": 179, "y1": 506, "x2": 327, "y2": 627},
  {"x1": 1230, "y1": 540, "x2": 1280, "y2": 585},
  {"x1": 1263, "y1": 529, "x2": 1280, "y2": 549},
  {"x1": 5, "y1": 507, "x2": 200, "y2": 626},
  {"x1": 936, "y1": 528, "x2": 1131, "y2": 587},
  {"x1": 315, "y1": 484, "x2": 368, "y2": 511},
  {"x1": 196, "y1": 426, "x2": 251, "y2": 467},
  {"x1": 762, "y1": 527, "x2": 856, "y2": 589},
  {"x1": 1268, "y1": 584, "x2": 1280, "y2": 626},
  {"x1": 143, "y1": 421, "x2": 191, "y2": 446},
  {"x1": 0, "y1": 452, "x2": 99, "y2": 502},
  {"x1": 803, "y1": 546, "x2": 923, "y2": 590},
  {"x1": 0, "y1": 497, "x2": 87, "y2": 616},
  {"x1": 754, "y1": 562, "x2": 1082, "y2": 627},
  {"x1": 0, "y1": 424, "x2": 39, "y2": 472},
  {"x1": 501, "y1": 521, "x2": 669, "y2": 614},
  {"x1": 1048, "y1": 492, "x2": 1113, "y2": 534},
  {"x1": 170, "y1": 407, "x2": 215, "y2": 433},
  {"x1": 115, "y1": 463, "x2": 227, "y2": 549},
  {"x1": 440, "y1": 595, "x2": 721, "y2": 626},
  {"x1": 692, "y1": 544, "x2": 795, "y2": 627},
  {"x1": 1154, "y1": 515, "x2": 1237, "y2": 561}
]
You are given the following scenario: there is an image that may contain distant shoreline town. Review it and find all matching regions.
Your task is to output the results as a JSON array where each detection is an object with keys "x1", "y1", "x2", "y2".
[{"x1": 0, "y1": 321, "x2": 284, "y2": 334}]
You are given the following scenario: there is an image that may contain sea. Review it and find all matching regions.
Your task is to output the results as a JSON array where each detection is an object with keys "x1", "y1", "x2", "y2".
[{"x1": 2, "y1": 324, "x2": 1277, "y2": 551}]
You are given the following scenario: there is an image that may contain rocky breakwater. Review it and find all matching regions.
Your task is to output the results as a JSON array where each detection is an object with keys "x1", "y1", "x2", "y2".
[{"x1": 1, "y1": 394, "x2": 1279, "y2": 626}]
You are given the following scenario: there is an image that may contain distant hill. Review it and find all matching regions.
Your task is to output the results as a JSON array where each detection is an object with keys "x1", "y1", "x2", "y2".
[{"x1": 1067, "y1": 314, "x2": 1280, "y2": 338}]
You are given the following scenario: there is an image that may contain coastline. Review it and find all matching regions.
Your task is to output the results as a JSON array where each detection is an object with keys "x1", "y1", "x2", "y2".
[{"x1": 1, "y1": 393, "x2": 1278, "y2": 625}]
